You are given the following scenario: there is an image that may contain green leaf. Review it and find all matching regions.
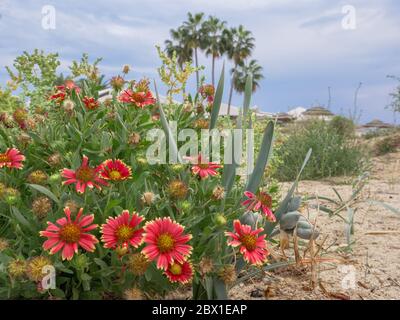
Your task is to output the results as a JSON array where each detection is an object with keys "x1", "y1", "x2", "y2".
[
  {"x1": 153, "y1": 80, "x2": 182, "y2": 163},
  {"x1": 11, "y1": 207, "x2": 34, "y2": 232},
  {"x1": 94, "y1": 258, "x2": 108, "y2": 269},
  {"x1": 27, "y1": 184, "x2": 60, "y2": 206},
  {"x1": 209, "y1": 64, "x2": 225, "y2": 130},
  {"x1": 245, "y1": 121, "x2": 274, "y2": 194}
]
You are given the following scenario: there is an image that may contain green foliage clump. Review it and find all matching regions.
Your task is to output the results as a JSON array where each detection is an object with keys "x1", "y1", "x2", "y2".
[
  {"x1": 374, "y1": 135, "x2": 400, "y2": 155},
  {"x1": 273, "y1": 120, "x2": 366, "y2": 181},
  {"x1": 329, "y1": 115, "x2": 355, "y2": 138}
]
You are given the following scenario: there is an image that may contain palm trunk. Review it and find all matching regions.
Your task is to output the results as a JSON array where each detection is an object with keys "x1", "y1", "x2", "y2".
[
  {"x1": 195, "y1": 47, "x2": 199, "y2": 90},
  {"x1": 212, "y1": 55, "x2": 215, "y2": 87},
  {"x1": 227, "y1": 64, "x2": 237, "y2": 116}
]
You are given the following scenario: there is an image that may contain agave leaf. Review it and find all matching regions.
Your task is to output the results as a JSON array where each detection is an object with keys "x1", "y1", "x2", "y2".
[
  {"x1": 265, "y1": 148, "x2": 312, "y2": 235},
  {"x1": 345, "y1": 207, "x2": 355, "y2": 245},
  {"x1": 209, "y1": 63, "x2": 225, "y2": 130},
  {"x1": 287, "y1": 196, "x2": 302, "y2": 212},
  {"x1": 279, "y1": 211, "x2": 302, "y2": 230},
  {"x1": 368, "y1": 200, "x2": 399, "y2": 215},
  {"x1": 153, "y1": 80, "x2": 182, "y2": 163},
  {"x1": 242, "y1": 74, "x2": 252, "y2": 123},
  {"x1": 244, "y1": 121, "x2": 274, "y2": 194},
  {"x1": 296, "y1": 227, "x2": 319, "y2": 240},
  {"x1": 246, "y1": 116, "x2": 254, "y2": 181},
  {"x1": 222, "y1": 111, "x2": 243, "y2": 193},
  {"x1": 213, "y1": 277, "x2": 228, "y2": 300}
]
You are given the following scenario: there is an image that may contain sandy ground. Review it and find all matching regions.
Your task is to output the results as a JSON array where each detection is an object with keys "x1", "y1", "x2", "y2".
[{"x1": 230, "y1": 151, "x2": 400, "y2": 300}]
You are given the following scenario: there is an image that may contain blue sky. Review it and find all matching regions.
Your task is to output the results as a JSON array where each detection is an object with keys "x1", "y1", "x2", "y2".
[{"x1": 1, "y1": 0, "x2": 399, "y2": 123}]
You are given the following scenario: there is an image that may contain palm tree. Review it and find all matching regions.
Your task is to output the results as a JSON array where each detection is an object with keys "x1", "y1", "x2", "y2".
[
  {"x1": 164, "y1": 27, "x2": 193, "y2": 70},
  {"x1": 202, "y1": 16, "x2": 226, "y2": 86},
  {"x1": 233, "y1": 59, "x2": 264, "y2": 94},
  {"x1": 224, "y1": 25, "x2": 255, "y2": 115},
  {"x1": 182, "y1": 12, "x2": 207, "y2": 89}
]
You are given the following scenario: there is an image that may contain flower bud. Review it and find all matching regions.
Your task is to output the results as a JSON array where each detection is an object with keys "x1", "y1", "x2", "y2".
[
  {"x1": 168, "y1": 180, "x2": 188, "y2": 200},
  {"x1": 212, "y1": 186, "x2": 225, "y2": 200},
  {"x1": 124, "y1": 287, "x2": 144, "y2": 300},
  {"x1": 8, "y1": 259, "x2": 27, "y2": 278},
  {"x1": 128, "y1": 132, "x2": 141, "y2": 145},
  {"x1": 218, "y1": 265, "x2": 237, "y2": 285},
  {"x1": 26, "y1": 256, "x2": 53, "y2": 282},
  {"x1": 126, "y1": 253, "x2": 149, "y2": 276},
  {"x1": 122, "y1": 65, "x2": 130, "y2": 74},
  {"x1": 32, "y1": 196, "x2": 52, "y2": 219},
  {"x1": 215, "y1": 214, "x2": 227, "y2": 227},
  {"x1": 141, "y1": 192, "x2": 155, "y2": 206},
  {"x1": 49, "y1": 173, "x2": 62, "y2": 184},
  {"x1": 27, "y1": 170, "x2": 48, "y2": 185}
]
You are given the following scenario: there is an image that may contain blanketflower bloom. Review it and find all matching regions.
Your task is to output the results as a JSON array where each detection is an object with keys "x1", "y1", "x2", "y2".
[
  {"x1": 40, "y1": 207, "x2": 98, "y2": 261},
  {"x1": 82, "y1": 96, "x2": 100, "y2": 110},
  {"x1": 100, "y1": 159, "x2": 132, "y2": 181},
  {"x1": 242, "y1": 191, "x2": 276, "y2": 222},
  {"x1": 62, "y1": 80, "x2": 81, "y2": 93},
  {"x1": 0, "y1": 148, "x2": 25, "y2": 169},
  {"x1": 100, "y1": 210, "x2": 144, "y2": 249},
  {"x1": 50, "y1": 80, "x2": 80, "y2": 104},
  {"x1": 62, "y1": 155, "x2": 108, "y2": 194},
  {"x1": 165, "y1": 261, "x2": 194, "y2": 284},
  {"x1": 199, "y1": 84, "x2": 215, "y2": 104},
  {"x1": 49, "y1": 91, "x2": 66, "y2": 104},
  {"x1": 142, "y1": 217, "x2": 192, "y2": 270},
  {"x1": 185, "y1": 154, "x2": 222, "y2": 179},
  {"x1": 225, "y1": 220, "x2": 269, "y2": 266},
  {"x1": 118, "y1": 89, "x2": 156, "y2": 108}
]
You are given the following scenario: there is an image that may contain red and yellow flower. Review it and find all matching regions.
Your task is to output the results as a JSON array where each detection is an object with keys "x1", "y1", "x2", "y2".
[
  {"x1": 50, "y1": 80, "x2": 80, "y2": 104},
  {"x1": 82, "y1": 96, "x2": 100, "y2": 110},
  {"x1": 242, "y1": 191, "x2": 276, "y2": 222},
  {"x1": 165, "y1": 261, "x2": 194, "y2": 284},
  {"x1": 100, "y1": 159, "x2": 132, "y2": 181},
  {"x1": 100, "y1": 210, "x2": 144, "y2": 249},
  {"x1": 118, "y1": 89, "x2": 155, "y2": 108},
  {"x1": 40, "y1": 207, "x2": 98, "y2": 261},
  {"x1": 61, "y1": 155, "x2": 108, "y2": 194},
  {"x1": 0, "y1": 148, "x2": 25, "y2": 169},
  {"x1": 225, "y1": 220, "x2": 269, "y2": 266},
  {"x1": 186, "y1": 154, "x2": 222, "y2": 179},
  {"x1": 142, "y1": 217, "x2": 192, "y2": 270}
]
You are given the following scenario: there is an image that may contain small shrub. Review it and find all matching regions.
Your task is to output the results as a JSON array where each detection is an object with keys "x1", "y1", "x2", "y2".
[
  {"x1": 329, "y1": 115, "x2": 355, "y2": 138},
  {"x1": 375, "y1": 135, "x2": 400, "y2": 155},
  {"x1": 274, "y1": 120, "x2": 366, "y2": 181}
]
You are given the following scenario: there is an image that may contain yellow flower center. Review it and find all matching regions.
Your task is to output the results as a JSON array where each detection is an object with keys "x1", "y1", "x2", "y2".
[
  {"x1": 257, "y1": 192, "x2": 272, "y2": 207},
  {"x1": 59, "y1": 223, "x2": 81, "y2": 243},
  {"x1": 157, "y1": 233, "x2": 175, "y2": 253},
  {"x1": 109, "y1": 170, "x2": 122, "y2": 180},
  {"x1": 116, "y1": 225, "x2": 134, "y2": 242},
  {"x1": 132, "y1": 92, "x2": 145, "y2": 103},
  {"x1": 76, "y1": 167, "x2": 95, "y2": 182},
  {"x1": 198, "y1": 162, "x2": 210, "y2": 169},
  {"x1": 240, "y1": 234, "x2": 257, "y2": 251},
  {"x1": 0, "y1": 153, "x2": 10, "y2": 163},
  {"x1": 169, "y1": 263, "x2": 182, "y2": 275}
]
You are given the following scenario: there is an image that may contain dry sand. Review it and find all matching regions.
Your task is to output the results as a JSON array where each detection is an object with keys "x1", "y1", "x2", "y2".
[{"x1": 231, "y1": 151, "x2": 400, "y2": 300}]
